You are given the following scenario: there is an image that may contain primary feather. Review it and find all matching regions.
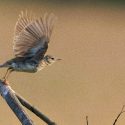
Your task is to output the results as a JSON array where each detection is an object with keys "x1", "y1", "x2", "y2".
[{"x1": 13, "y1": 11, "x2": 56, "y2": 58}]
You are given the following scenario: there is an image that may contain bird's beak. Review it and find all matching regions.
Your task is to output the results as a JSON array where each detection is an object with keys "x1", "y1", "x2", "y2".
[{"x1": 57, "y1": 58, "x2": 62, "y2": 61}]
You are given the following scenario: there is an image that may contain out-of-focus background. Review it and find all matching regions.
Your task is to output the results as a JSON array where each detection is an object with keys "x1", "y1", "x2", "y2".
[{"x1": 0, "y1": 0, "x2": 125, "y2": 125}]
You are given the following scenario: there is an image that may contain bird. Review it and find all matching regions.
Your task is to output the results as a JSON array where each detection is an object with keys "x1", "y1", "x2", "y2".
[{"x1": 0, "y1": 11, "x2": 61, "y2": 84}]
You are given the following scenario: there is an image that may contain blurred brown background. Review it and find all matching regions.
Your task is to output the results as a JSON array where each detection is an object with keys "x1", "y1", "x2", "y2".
[{"x1": 0, "y1": 0, "x2": 125, "y2": 125}]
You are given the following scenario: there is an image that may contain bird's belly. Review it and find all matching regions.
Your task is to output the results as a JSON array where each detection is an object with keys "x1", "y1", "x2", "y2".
[{"x1": 13, "y1": 63, "x2": 37, "y2": 73}]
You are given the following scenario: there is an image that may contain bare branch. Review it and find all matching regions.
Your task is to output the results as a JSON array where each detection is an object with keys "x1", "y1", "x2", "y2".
[
  {"x1": 16, "y1": 93, "x2": 56, "y2": 125},
  {"x1": 113, "y1": 105, "x2": 125, "y2": 125},
  {"x1": 0, "y1": 80, "x2": 57, "y2": 125},
  {"x1": 0, "y1": 80, "x2": 34, "y2": 125}
]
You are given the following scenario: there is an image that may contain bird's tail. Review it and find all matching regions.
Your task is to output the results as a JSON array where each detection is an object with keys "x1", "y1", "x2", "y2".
[{"x1": 0, "y1": 63, "x2": 7, "y2": 68}]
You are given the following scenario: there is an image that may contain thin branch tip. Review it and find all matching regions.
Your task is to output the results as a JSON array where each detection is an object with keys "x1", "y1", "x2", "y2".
[{"x1": 86, "y1": 115, "x2": 88, "y2": 125}]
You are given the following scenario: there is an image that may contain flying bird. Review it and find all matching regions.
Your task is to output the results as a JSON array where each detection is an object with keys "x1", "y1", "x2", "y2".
[{"x1": 0, "y1": 11, "x2": 61, "y2": 84}]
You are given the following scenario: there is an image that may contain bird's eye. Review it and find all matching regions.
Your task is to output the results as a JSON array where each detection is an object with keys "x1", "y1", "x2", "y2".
[{"x1": 51, "y1": 58, "x2": 54, "y2": 60}]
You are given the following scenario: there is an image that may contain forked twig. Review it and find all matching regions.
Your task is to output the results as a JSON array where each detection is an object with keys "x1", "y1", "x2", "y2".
[{"x1": 0, "y1": 80, "x2": 56, "y2": 125}]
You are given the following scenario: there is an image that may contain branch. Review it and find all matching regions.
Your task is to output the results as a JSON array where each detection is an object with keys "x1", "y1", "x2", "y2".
[
  {"x1": 15, "y1": 93, "x2": 56, "y2": 125},
  {"x1": 0, "y1": 80, "x2": 34, "y2": 125},
  {"x1": 86, "y1": 116, "x2": 88, "y2": 125},
  {"x1": 113, "y1": 105, "x2": 125, "y2": 125}
]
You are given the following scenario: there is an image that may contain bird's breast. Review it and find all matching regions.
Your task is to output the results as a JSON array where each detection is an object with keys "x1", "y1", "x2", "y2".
[{"x1": 36, "y1": 60, "x2": 48, "y2": 71}]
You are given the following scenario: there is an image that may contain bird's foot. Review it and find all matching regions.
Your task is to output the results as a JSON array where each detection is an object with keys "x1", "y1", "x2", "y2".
[
  {"x1": 1, "y1": 78, "x2": 9, "y2": 85},
  {"x1": 3, "y1": 80, "x2": 9, "y2": 85}
]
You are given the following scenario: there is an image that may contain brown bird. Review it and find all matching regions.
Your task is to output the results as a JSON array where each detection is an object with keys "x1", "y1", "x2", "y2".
[{"x1": 0, "y1": 11, "x2": 61, "y2": 84}]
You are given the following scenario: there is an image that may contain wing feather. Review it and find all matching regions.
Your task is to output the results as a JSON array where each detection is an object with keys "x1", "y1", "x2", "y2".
[{"x1": 13, "y1": 11, "x2": 56, "y2": 58}]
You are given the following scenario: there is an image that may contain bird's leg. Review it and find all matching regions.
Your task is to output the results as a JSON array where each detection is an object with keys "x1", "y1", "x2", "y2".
[
  {"x1": 3, "y1": 68, "x2": 10, "y2": 79},
  {"x1": 5, "y1": 69, "x2": 13, "y2": 80},
  {"x1": 2, "y1": 68, "x2": 13, "y2": 85}
]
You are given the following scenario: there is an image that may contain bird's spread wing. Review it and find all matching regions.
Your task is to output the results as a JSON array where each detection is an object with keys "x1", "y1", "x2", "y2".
[{"x1": 13, "y1": 11, "x2": 56, "y2": 58}]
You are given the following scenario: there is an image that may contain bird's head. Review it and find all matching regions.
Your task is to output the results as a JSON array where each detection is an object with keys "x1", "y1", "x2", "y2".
[{"x1": 44, "y1": 55, "x2": 61, "y2": 65}]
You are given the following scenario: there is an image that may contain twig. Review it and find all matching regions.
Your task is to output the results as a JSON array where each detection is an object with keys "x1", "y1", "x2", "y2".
[
  {"x1": 15, "y1": 93, "x2": 56, "y2": 125},
  {"x1": 113, "y1": 105, "x2": 125, "y2": 125},
  {"x1": 0, "y1": 80, "x2": 34, "y2": 125},
  {"x1": 86, "y1": 116, "x2": 88, "y2": 125}
]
